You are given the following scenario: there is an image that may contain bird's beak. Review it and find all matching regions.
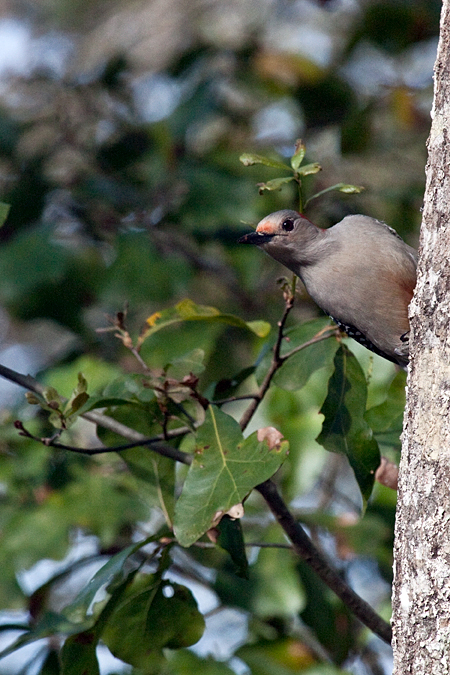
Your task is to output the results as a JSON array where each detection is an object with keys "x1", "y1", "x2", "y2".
[{"x1": 238, "y1": 231, "x2": 274, "y2": 245}]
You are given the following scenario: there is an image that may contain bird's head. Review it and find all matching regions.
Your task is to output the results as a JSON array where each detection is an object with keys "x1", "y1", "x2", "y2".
[
  {"x1": 238, "y1": 210, "x2": 303, "y2": 245},
  {"x1": 238, "y1": 210, "x2": 323, "y2": 270}
]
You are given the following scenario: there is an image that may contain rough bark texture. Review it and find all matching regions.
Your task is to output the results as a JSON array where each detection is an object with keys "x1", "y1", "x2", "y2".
[{"x1": 392, "y1": 2, "x2": 450, "y2": 672}]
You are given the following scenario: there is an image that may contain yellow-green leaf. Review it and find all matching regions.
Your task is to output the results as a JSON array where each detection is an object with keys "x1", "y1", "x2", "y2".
[
  {"x1": 339, "y1": 183, "x2": 365, "y2": 194},
  {"x1": 257, "y1": 176, "x2": 296, "y2": 193},
  {"x1": 138, "y1": 299, "x2": 270, "y2": 348},
  {"x1": 290, "y1": 140, "x2": 306, "y2": 170},
  {"x1": 240, "y1": 153, "x2": 290, "y2": 171},
  {"x1": 297, "y1": 162, "x2": 321, "y2": 176}
]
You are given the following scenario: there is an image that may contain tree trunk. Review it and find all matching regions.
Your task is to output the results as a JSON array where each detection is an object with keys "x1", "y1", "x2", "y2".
[{"x1": 392, "y1": 1, "x2": 450, "y2": 672}]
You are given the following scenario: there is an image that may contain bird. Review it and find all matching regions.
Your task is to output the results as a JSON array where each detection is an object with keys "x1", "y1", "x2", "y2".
[{"x1": 239, "y1": 210, "x2": 417, "y2": 367}]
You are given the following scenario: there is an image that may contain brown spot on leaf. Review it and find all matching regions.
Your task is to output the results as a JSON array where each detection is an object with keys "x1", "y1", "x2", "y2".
[{"x1": 257, "y1": 426, "x2": 284, "y2": 450}]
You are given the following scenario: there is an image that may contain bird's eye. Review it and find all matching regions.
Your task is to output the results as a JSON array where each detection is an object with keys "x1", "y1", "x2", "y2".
[{"x1": 281, "y1": 218, "x2": 294, "y2": 232}]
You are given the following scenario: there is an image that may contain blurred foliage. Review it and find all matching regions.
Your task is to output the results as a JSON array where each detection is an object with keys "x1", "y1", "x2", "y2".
[{"x1": 0, "y1": 0, "x2": 437, "y2": 673}]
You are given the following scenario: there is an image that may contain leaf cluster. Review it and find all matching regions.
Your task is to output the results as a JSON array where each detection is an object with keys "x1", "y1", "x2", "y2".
[{"x1": 240, "y1": 140, "x2": 364, "y2": 213}]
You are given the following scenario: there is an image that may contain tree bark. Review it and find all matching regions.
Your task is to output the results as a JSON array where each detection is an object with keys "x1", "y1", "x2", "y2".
[{"x1": 392, "y1": 1, "x2": 450, "y2": 672}]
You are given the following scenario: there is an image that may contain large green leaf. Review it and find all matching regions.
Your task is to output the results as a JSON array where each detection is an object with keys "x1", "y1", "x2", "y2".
[
  {"x1": 61, "y1": 561, "x2": 144, "y2": 675},
  {"x1": 38, "y1": 650, "x2": 61, "y2": 675},
  {"x1": 102, "y1": 575, "x2": 205, "y2": 671},
  {"x1": 173, "y1": 406, "x2": 289, "y2": 547},
  {"x1": 165, "y1": 347, "x2": 206, "y2": 378},
  {"x1": 317, "y1": 345, "x2": 380, "y2": 504},
  {"x1": 120, "y1": 449, "x2": 177, "y2": 520},
  {"x1": 138, "y1": 298, "x2": 270, "y2": 348}
]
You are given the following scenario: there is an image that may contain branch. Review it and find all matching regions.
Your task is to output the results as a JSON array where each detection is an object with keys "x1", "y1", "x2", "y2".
[
  {"x1": 0, "y1": 363, "x2": 193, "y2": 463},
  {"x1": 14, "y1": 421, "x2": 192, "y2": 465},
  {"x1": 0, "y1": 364, "x2": 47, "y2": 397},
  {"x1": 282, "y1": 324, "x2": 337, "y2": 361},
  {"x1": 256, "y1": 479, "x2": 392, "y2": 645}
]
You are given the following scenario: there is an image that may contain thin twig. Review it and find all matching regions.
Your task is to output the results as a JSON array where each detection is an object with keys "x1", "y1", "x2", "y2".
[
  {"x1": 239, "y1": 294, "x2": 336, "y2": 432},
  {"x1": 15, "y1": 420, "x2": 192, "y2": 465},
  {"x1": 282, "y1": 324, "x2": 337, "y2": 360},
  {"x1": 256, "y1": 479, "x2": 392, "y2": 645},
  {"x1": 239, "y1": 288, "x2": 295, "y2": 431},
  {"x1": 212, "y1": 394, "x2": 258, "y2": 405},
  {"x1": 130, "y1": 346, "x2": 152, "y2": 374},
  {"x1": 192, "y1": 541, "x2": 293, "y2": 550}
]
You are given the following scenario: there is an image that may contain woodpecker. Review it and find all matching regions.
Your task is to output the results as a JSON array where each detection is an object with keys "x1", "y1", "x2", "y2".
[{"x1": 239, "y1": 210, "x2": 417, "y2": 366}]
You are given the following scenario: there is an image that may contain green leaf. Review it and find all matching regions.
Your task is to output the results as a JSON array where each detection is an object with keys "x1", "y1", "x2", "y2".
[
  {"x1": 240, "y1": 153, "x2": 290, "y2": 171},
  {"x1": 102, "y1": 576, "x2": 205, "y2": 671},
  {"x1": 138, "y1": 299, "x2": 270, "y2": 348},
  {"x1": 216, "y1": 515, "x2": 249, "y2": 578},
  {"x1": 64, "y1": 392, "x2": 89, "y2": 416},
  {"x1": 173, "y1": 406, "x2": 289, "y2": 547},
  {"x1": 62, "y1": 561, "x2": 145, "y2": 674},
  {"x1": 60, "y1": 631, "x2": 100, "y2": 675},
  {"x1": 365, "y1": 370, "x2": 406, "y2": 433},
  {"x1": 82, "y1": 395, "x2": 142, "y2": 411},
  {"x1": 316, "y1": 345, "x2": 380, "y2": 504},
  {"x1": 247, "y1": 320, "x2": 272, "y2": 337},
  {"x1": 257, "y1": 176, "x2": 296, "y2": 193},
  {"x1": 64, "y1": 373, "x2": 89, "y2": 417},
  {"x1": 304, "y1": 182, "x2": 365, "y2": 208},
  {"x1": 253, "y1": 529, "x2": 305, "y2": 619},
  {"x1": 297, "y1": 162, "x2": 321, "y2": 176},
  {"x1": 268, "y1": 318, "x2": 339, "y2": 390},
  {"x1": 0, "y1": 202, "x2": 10, "y2": 227},
  {"x1": 166, "y1": 651, "x2": 236, "y2": 675},
  {"x1": 48, "y1": 410, "x2": 65, "y2": 429},
  {"x1": 43, "y1": 387, "x2": 62, "y2": 407},
  {"x1": 338, "y1": 183, "x2": 365, "y2": 194},
  {"x1": 120, "y1": 450, "x2": 176, "y2": 519},
  {"x1": 166, "y1": 348, "x2": 206, "y2": 379},
  {"x1": 290, "y1": 140, "x2": 306, "y2": 170},
  {"x1": 99, "y1": 373, "x2": 155, "y2": 404},
  {"x1": 38, "y1": 649, "x2": 61, "y2": 675},
  {"x1": 63, "y1": 535, "x2": 163, "y2": 625}
]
